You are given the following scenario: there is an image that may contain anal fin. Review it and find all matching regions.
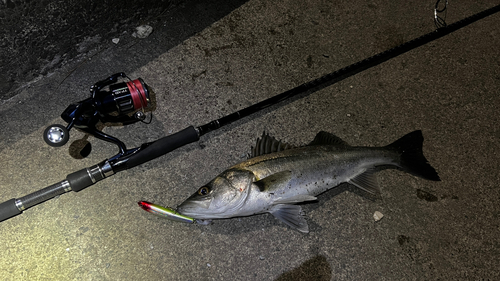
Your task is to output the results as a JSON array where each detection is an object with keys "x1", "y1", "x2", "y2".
[
  {"x1": 348, "y1": 168, "x2": 380, "y2": 194},
  {"x1": 269, "y1": 204, "x2": 309, "y2": 233}
]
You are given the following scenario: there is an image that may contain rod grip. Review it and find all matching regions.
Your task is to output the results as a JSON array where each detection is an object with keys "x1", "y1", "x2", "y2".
[
  {"x1": 67, "y1": 168, "x2": 94, "y2": 192},
  {"x1": 126, "y1": 126, "x2": 199, "y2": 169},
  {"x1": 0, "y1": 199, "x2": 22, "y2": 222}
]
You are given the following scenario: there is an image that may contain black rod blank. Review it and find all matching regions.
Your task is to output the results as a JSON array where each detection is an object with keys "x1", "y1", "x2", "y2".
[{"x1": 196, "y1": 4, "x2": 500, "y2": 136}]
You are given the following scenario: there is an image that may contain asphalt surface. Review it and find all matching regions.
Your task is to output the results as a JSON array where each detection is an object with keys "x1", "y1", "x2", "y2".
[{"x1": 1, "y1": 0, "x2": 499, "y2": 280}]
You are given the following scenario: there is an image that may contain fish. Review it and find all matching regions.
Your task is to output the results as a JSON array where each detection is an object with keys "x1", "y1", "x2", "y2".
[{"x1": 177, "y1": 130, "x2": 440, "y2": 233}]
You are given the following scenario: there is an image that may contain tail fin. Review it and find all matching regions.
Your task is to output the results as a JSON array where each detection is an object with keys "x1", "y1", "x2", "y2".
[{"x1": 386, "y1": 130, "x2": 440, "y2": 181}]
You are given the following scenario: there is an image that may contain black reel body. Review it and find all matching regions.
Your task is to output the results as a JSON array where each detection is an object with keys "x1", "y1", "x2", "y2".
[{"x1": 44, "y1": 73, "x2": 151, "y2": 156}]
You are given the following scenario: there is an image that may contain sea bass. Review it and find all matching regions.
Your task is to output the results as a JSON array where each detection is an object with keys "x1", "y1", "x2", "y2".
[{"x1": 177, "y1": 130, "x2": 440, "y2": 233}]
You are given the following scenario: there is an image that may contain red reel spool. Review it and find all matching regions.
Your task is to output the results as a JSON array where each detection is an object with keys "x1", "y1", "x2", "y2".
[{"x1": 126, "y1": 78, "x2": 149, "y2": 111}]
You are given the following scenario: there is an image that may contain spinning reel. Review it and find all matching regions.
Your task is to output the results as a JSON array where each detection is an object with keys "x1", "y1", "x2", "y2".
[{"x1": 43, "y1": 73, "x2": 152, "y2": 156}]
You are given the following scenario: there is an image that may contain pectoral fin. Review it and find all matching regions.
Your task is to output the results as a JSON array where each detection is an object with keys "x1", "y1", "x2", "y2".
[
  {"x1": 254, "y1": 171, "x2": 293, "y2": 192},
  {"x1": 269, "y1": 204, "x2": 309, "y2": 233}
]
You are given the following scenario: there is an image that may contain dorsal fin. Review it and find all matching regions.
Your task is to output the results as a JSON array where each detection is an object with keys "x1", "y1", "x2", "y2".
[
  {"x1": 308, "y1": 131, "x2": 350, "y2": 147},
  {"x1": 248, "y1": 132, "x2": 295, "y2": 158}
]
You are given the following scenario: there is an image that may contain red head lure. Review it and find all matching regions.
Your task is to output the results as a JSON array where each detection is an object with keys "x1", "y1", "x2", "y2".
[{"x1": 138, "y1": 201, "x2": 194, "y2": 224}]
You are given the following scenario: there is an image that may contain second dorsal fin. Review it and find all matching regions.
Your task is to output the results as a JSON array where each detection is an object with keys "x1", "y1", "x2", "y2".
[
  {"x1": 248, "y1": 132, "x2": 295, "y2": 158},
  {"x1": 308, "y1": 131, "x2": 350, "y2": 147}
]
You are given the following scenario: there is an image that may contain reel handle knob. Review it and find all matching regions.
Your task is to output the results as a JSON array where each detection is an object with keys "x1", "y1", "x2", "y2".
[{"x1": 43, "y1": 124, "x2": 70, "y2": 147}]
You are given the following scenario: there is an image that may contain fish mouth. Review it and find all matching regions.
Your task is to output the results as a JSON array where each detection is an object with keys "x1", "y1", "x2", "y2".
[
  {"x1": 177, "y1": 184, "x2": 251, "y2": 219},
  {"x1": 176, "y1": 200, "x2": 211, "y2": 218}
]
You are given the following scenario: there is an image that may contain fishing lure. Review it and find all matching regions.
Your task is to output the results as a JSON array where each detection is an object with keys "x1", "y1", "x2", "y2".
[{"x1": 138, "y1": 201, "x2": 194, "y2": 224}]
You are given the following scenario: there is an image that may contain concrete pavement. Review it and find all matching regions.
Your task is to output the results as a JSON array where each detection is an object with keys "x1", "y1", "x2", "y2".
[{"x1": 1, "y1": 0, "x2": 499, "y2": 280}]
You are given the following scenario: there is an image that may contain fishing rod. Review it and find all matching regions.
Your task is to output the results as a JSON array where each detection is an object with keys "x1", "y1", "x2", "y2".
[{"x1": 1, "y1": 3, "x2": 499, "y2": 222}]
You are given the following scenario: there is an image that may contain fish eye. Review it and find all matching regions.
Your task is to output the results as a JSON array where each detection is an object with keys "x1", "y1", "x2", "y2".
[{"x1": 198, "y1": 186, "x2": 210, "y2": 196}]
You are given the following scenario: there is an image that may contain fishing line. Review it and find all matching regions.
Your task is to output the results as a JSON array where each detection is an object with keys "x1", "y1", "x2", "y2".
[{"x1": 434, "y1": 0, "x2": 449, "y2": 29}]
